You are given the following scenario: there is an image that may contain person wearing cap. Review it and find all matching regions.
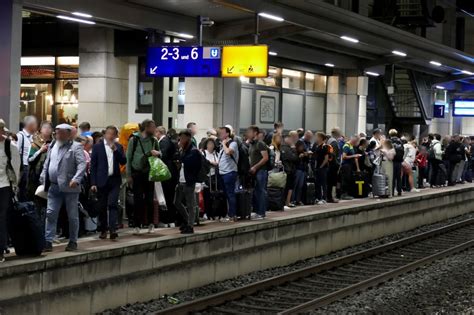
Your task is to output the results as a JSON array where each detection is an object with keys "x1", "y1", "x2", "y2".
[
  {"x1": 17, "y1": 115, "x2": 38, "y2": 201},
  {"x1": 41, "y1": 124, "x2": 87, "y2": 252},
  {"x1": 174, "y1": 129, "x2": 202, "y2": 234},
  {"x1": 0, "y1": 119, "x2": 21, "y2": 262}
]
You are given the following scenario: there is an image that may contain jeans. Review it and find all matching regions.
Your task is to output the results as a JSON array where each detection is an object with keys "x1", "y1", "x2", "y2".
[
  {"x1": 315, "y1": 167, "x2": 328, "y2": 201},
  {"x1": 0, "y1": 187, "x2": 12, "y2": 251},
  {"x1": 132, "y1": 171, "x2": 155, "y2": 227},
  {"x1": 45, "y1": 184, "x2": 79, "y2": 243},
  {"x1": 292, "y1": 169, "x2": 305, "y2": 203},
  {"x1": 174, "y1": 183, "x2": 196, "y2": 227},
  {"x1": 221, "y1": 171, "x2": 238, "y2": 217},
  {"x1": 18, "y1": 165, "x2": 29, "y2": 202},
  {"x1": 393, "y1": 161, "x2": 402, "y2": 195},
  {"x1": 252, "y1": 169, "x2": 268, "y2": 216},
  {"x1": 98, "y1": 178, "x2": 121, "y2": 232}
]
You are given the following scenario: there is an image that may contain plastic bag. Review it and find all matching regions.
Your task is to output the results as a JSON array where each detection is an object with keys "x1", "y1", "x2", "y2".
[{"x1": 148, "y1": 157, "x2": 172, "y2": 182}]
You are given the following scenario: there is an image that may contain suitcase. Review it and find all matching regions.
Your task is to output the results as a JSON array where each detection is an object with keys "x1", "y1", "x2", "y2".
[
  {"x1": 8, "y1": 200, "x2": 45, "y2": 256},
  {"x1": 372, "y1": 168, "x2": 389, "y2": 197},
  {"x1": 236, "y1": 189, "x2": 252, "y2": 219},
  {"x1": 207, "y1": 174, "x2": 228, "y2": 218},
  {"x1": 351, "y1": 172, "x2": 369, "y2": 198},
  {"x1": 304, "y1": 182, "x2": 315, "y2": 205},
  {"x1": 268, "y1": 187, "x2": 284, "y2": 211}
]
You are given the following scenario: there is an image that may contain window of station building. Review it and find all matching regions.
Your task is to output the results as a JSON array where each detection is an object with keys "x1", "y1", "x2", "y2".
[
  {"x1": 255, "y1": 66, "x2": 280, "y2": 87},
  {"x1": 282, "y1": 68, "x2": 303, "y2": 90},
  {"x1": 137, "y1": 57, "x2": 153, "y2": 113},
  {"x1": 305, "y1": 73, "x2": 327, "y2": 93}
]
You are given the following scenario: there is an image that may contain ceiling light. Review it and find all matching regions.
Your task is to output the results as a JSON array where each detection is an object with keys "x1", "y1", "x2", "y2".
[
  {"x1": 392, "y1": 50, "x2": 407, "y2": 57},
  {"x1": 21, "y1": 57, "x2": 55, "y2": 66},
  {"x1": 258, "y1": 12, "x2": 284, "y2": 22},
  {"x1": 430, "y1": 61, "x2": 442, "y2": 66},
  {"x1": 269, "y1": 51, "x2": 277, "y2": 56},
  {"x1": 461, "y1": 70, "x2": 474, "y2": 75},
  {"x1": 176, "y1": 33, "x2": 194, "y2": 39},
  {"x1": 365, "y1": 71, "x2": 380, "y2": 76},
  {"x1": 72, "y1": 12, "x2": 92, "y2": 18},
  {"x1": 325, "y1": 63, "x2": 335, "y2": 67},
  {"x1": 57, "y1": 56, "x2": 79, "y2": 65},
  {"x1": 57, "y1": 15, "x2": 96, "y2": 25},
  {"x1": 340, "y1": 36, "x2": 359, "y2": 43},
  {"x1": 435, "y1": 85, "x2": 445, "y2": 90}
]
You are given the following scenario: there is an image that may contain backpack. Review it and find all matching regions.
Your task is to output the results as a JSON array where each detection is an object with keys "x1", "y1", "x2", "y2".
[
  {"x1": 130, "y1": 135, "x2": 158, "y2": 173},
  {"x1": 230, "y1": 140, "x2": 250, "y2": 176},
  {"x1": 392, "y1": 139, "x2": 404, "y2": 162},
  {"x1": 197, "y1": 150, "x2": 211, "y2": 182},
  {"x1": 4, "y1": 138, "x2": 17, "y2": 184},
  {"x1": 428, "y1": 143, "x2": 437, "y2": 160}
]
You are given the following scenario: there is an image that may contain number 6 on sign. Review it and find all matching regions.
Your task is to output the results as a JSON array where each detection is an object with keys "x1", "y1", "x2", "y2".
[{"x1": 191, "y1": 48, "x2": 198, "y2": 60}]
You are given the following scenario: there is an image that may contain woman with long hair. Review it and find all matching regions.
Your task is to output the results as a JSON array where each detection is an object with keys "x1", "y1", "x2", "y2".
[{"x1": 377, "y1": 139, "x2": 396, "y2": 197}]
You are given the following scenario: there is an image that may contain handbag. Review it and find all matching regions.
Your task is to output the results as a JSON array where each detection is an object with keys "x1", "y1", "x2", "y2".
[
  {"x1": 154, "y1": 182, "x2": 167, "y2": 206},
  {"x1": 267, "y1": 168, "x2": 287, "y2": 189},
  {"x1": 148, "y1": 157, "x2": 172, "y2": 182}
]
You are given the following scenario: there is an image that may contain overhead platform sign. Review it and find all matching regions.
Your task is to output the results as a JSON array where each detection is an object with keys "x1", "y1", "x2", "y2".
[
  {"x1": 221, "y1": 45, "x2": 268, "y2": 78},
  {"x1": 146, "y1": 46, "x2": 221, "y2": 77}
]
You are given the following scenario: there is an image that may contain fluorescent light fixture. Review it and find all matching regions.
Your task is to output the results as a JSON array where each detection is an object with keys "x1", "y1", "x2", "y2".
[
  {"x1": 305, "y1": 73, "x2": 315, "y2": 80},
  {"x1": 461, "y1": 70, "x2": 474, "y2": 75},
  {"x1": 282, "y1": 68, "x2": 302, "y2": 78},
  {"x1": 340, "y1": 35, "x2": 359, "y2": 43},
  {"x1": 365, "y1": 71, "x2": 380, "y2": 76},
  {"x1": 258, "y1": 12, "x2": 284, "y2": 22},
  {"x1": 269, "y1": 51, "x2": 278, "y2": 56},
  {"x1": 435, "y1": 85, "x2": 445, "y2": 90},
  {"x1": 176, "y1": 33, "x2": 194, "y2": 39},
  {"x1": 392, "y1": 50, "x2": 407, "y2": 57},
  {"x1": 430, "y1": 61, "x2": 442, "y2": 66},
  {"x1": 57, "y1": 56, "x2": 79, "y2": 65},
  {"x1": 21, "y1": 57, "x2": 55, "y2": 66},
  {"x1": 269, "y1": 68, "x2": 278, "y2": 74},
  {"x1": 72, "y1": 12, "x2": 92, "y2": 18},
  {"x1": 57, "y1": 15, "x2": 96, "y2": 25},
  {"x1": 324, "y1": 63, "x2": 335, "y2": 67}
]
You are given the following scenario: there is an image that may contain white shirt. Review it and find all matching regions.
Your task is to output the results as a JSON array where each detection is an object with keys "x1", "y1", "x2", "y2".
[
  {"x1": 179, "y1": 166, "x2": 186, "y2": 183},
  {"x1": 204, "y1": 150, "x2": 217, "y2": 176},
  {"x1": 0, "y1": 139, "x2": 21, "y2": 188},
  {"x1": 104, "y1": 139, "x2": 114, "y2": 176},
  {"x1": 17, "y1": 129, "x2": 33, "y2": 166}
]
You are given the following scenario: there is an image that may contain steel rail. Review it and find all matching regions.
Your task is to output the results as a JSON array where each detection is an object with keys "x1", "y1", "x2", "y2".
[{"x1": 155, "y1": 218, "x2": 474, "y2": 315}]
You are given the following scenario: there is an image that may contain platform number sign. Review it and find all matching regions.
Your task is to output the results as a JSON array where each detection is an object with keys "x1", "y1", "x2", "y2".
[
  {"x1": 433, "y1": 104, "x2": 445, "y2": 118},
  {"x1": 146, "y1": 46, "x2": 221, "y2": 77}
]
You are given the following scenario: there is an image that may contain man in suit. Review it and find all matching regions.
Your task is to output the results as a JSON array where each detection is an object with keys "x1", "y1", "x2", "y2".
[
  {"x1": 90, "y1": 126, "x2": 127, "y2": 240},
  {"x1": 41, "y1": 124, "x2": 87, "y2": 252},
  {"x1": 155, "y1": 126, "x2": 178, "y2": 227}
]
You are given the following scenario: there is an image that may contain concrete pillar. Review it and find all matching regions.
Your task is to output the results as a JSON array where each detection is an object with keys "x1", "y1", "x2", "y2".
[
  {"x1": 221, "y1": 78, "x2": 241, "y2": 131},
  {"x1": 326, "y1": 76, "x2": 346, "y2": 134},
  {"x1": 0, "y1": 0, "x2": 22, "y2": 131},
  {"x1": 78, "y1": 27, "x2": 128, "y2": 130}
]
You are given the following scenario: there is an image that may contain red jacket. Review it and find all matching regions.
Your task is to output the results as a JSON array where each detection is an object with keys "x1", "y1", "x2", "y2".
[{"x1": 415, "y1": 153, "x2": 428, "y2": 168}]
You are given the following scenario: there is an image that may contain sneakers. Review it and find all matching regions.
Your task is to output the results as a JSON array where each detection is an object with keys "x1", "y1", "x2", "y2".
[
  {"x1": 0, "y1": 255, "x2": 4, "y2": 263},
  {"x1": 134, "y1": 227, "x2": 141, "y2": 235},
  {"x1": 297, "y1": 202, "x2": 305, "y2": 206},
  {"x1": 287, "y1": 203, "x2": 296, "y2": 208},
  {"x1": 316, "y1": 200, "x2": 325, "y2": 205},
  {"x1": 65, "y1": 242, "x2": 77, "y2": 252},
  {"x1": 168, "y1": 223, "x2": 175, "y2": 228},
  {"x1": 202, "y1": 214, "x2": 209, "y2": 221},
  {"x1": 148, "y1": 224, "x2": 155, "y2": 234},
  {"x1": 340, "y1": 194, "x2": 354, "y2": 201},
  {"x1": 181, "y1": 226, "x2": 194, "y2": 234},
  {"x1": 251, "y1": 213, "x2": 265, "y2": 220},
  {"x1": 412, "y1": 189, "x2": 420, "y2": 193},
  {"x1": 221, "y1": 216, "x2": 231, "y2": 222},
  {"x1": 44, "y1": 242, "x2": 53, "y2": 252},
  {"x1": 284, "y1": 206, "x2": 291, "y2": 211}
]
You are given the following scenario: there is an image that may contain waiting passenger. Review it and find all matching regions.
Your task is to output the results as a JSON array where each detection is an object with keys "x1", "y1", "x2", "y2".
[
  {"x1": 218, "y1": 127, "x2": 239, "y2": 221},
  {"x1": 17, "y1": 115, "x2": 38, "y2": 201},
  {"x1": 340, "y1": 135, "x2": 361, "y2": 200}
]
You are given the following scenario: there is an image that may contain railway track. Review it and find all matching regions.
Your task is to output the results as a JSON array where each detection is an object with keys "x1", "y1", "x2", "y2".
[{"x1": 156, "y1": 218, "x2": 474, "y2": 315}]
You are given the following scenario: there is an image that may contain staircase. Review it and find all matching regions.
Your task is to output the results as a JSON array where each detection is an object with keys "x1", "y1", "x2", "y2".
[{"x1": 389, "y1": 68, "x2": 423, "y2": 120}]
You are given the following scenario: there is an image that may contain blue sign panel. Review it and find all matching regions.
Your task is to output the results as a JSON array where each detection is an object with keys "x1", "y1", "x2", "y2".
[
  {"x1": 146, "y1": 46, "x2": 221, "y2": 77},
  {"x1": 433, "y1": 104, "x2": 445, "y2": 118}
]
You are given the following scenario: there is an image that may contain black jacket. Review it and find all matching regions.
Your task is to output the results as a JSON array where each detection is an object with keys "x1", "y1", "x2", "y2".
[
  {"x1": 90, "y1": 142, "x2": 127, "y2": 188},
  {"x1": 280, "y1": 144, "x2": 298, "y2": 174},
  {"x1": 180, "y1": 145, "x2": 202, "y2": 187},
  {"x1": 159, "y1": 136, "x2": 179, "y2": 177}
]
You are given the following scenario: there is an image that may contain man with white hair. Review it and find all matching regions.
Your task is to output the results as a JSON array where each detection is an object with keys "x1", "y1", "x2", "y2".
[
  {"x1": 41, "y1": 124, "x2": 87, "y2": 252},
  {"x1": 17, "y1": 115, "x2": 38, "y2": 201}
]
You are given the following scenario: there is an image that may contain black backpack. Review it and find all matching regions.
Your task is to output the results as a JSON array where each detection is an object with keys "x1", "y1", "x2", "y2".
[
  {"x1": 197, "y1": 150, "x2": 211, "y2": 182},
  {"x1": 392, "y1": 139, "x2": 404, "y2": 162},
  {"x1": 230, "y1": 139, "x2": 250, "y2": 176}
]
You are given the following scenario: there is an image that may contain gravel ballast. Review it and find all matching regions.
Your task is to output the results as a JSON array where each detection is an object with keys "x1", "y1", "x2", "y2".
[
  {"x1": 101, "y1": 212, "x2": 474, "y2": 315},
  {"x1": 311, "y1": 248, "x2": 474, "y2": 315}
]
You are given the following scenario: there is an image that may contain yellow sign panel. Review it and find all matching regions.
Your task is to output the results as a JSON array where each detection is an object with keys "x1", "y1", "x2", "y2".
[{"x1": 221, "y1": 45, "x2": 268, "y2": 78}]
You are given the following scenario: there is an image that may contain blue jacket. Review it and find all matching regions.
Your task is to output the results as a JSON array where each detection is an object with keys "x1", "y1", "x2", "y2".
[
  {"x1": 180, "y1": 145, "x2": 201, "y2": 187},
  {"x1": 90, "y1": 142, "x2": 127, "y2": 188}
]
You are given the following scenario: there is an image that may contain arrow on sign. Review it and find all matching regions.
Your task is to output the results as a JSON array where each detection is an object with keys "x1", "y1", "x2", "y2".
[
  {"x1": 150, "y1": 66, "x2": 158, "y2": 75},
  {"x1": 227, "y1": 66, "x2": 234, "y2": 74}
]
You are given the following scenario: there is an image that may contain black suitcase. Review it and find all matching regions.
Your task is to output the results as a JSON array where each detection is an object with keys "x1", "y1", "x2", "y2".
[
  {"x1": 268, "y1": 187, "x2": 284, "y2": 211},
  {"x1": 207, "y1": 174, "x2": 228, "y2": 218},
  {"x1": 9, "y1": 200, "x2": 45, "y2": 256},
  {"x1": 236, "y1": 189, "x2": 252, "y2": 219},
  {"x1": 304, "y1": 182, "x2": 315, "y2": 205}
]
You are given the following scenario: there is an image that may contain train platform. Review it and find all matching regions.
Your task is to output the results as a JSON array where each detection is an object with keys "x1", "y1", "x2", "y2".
[{"x1": 1, "y1": 184, "x2": 474, "y2": 315}]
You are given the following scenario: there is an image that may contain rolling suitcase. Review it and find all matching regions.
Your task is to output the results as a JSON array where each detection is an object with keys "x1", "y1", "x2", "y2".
[
  {"x1": 304, "y1": 182, "x2": 315, "y2": 205},
  {"x1": 351, "y1": 172, "x2": 369, "y2": 198},
  {"x1": 9, "y1": 199, "x2": 45, "y2": 256},
  {"x1": 372, "y1": 167, "x2": 388, "y2": 197},
  {"x1": 268, "y1": 187, "x2": 284, "y2": 211},
  {"x1": 236, "y1": 189, "x2": 252, "y2": 219}
]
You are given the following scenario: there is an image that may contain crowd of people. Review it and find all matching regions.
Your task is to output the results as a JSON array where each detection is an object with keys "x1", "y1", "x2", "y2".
[{"x1": 1, "y1": 116, "x2": 473, "y2": 262}]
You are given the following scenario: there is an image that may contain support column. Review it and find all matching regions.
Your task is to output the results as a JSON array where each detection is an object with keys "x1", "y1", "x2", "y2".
[
  {"x1": 0, "y1": 0, "x2": 22, "y2": 131},
  {"x1": 78, "y1": 27, "x2": 128, "y2": 130},
  {"x1": 326, "y1": 76, "x2": 346, "y2": 134},
  {"x1": 345, "y1": 76, "x2": 368, "y2": 136},
  {"x1": 221, "y1": 78, "x2": 241, "y2": 131}
]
